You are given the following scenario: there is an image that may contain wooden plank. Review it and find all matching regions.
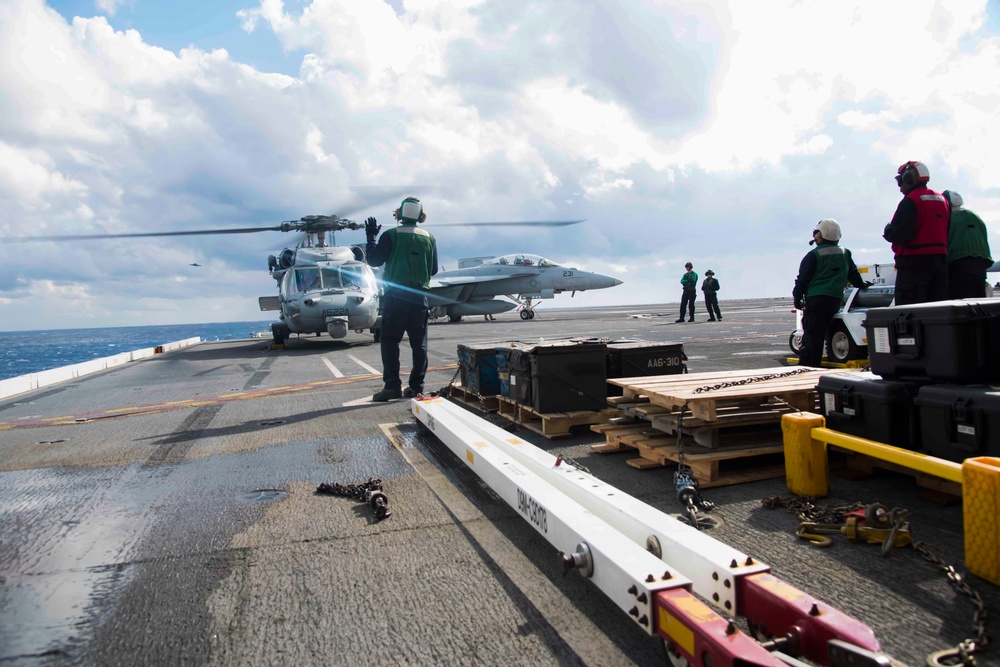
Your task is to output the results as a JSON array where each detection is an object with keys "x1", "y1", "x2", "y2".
[
  {"x1": 495, "y1": 396, "x2": 620, "y2": 440},
  {"x1": 447, "y1": 383, "x2": 500, "y2": 412}
]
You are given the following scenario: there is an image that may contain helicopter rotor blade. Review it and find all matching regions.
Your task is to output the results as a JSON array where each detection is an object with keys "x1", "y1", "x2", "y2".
[
  {"x1": 427, "y1": 219, "x2": 585, "y2": 227},
  {"x1": 0, "y1": 226, "x2": 286, "y2": 244}
]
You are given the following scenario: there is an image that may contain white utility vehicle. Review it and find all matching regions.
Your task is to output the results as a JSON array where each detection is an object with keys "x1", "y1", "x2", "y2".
[{"x1": 789, "y1": 264, "x2": 996, "y2": 363}]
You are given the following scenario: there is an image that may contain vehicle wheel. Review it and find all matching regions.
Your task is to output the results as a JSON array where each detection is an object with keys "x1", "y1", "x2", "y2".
[
  {"x1": 825, "y1": 321, "x2": 860, "y2": 363},
  {"x1": 789, "y1": 332, "x2": 803, "y2": 355},
  {"x1": 528, "y1": 310, "x2": 535, "y2": 320},
  {"x1": 449, "y1": 315, "x2": 462, "y2": 323},
  {"x1": 372, "y1": 328, "x2": 381, "y2": 343},
  {"x1": 520, "y1": 310, "x2": 531, "y2": 320},
  {"x1": 273, "y1": 334, "x2": 284, "y2": 346}
]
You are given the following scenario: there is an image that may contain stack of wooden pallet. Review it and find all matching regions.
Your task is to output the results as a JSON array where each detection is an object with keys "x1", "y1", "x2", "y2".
[
  {"x1": 447, "y1": 382, "x2": 620, "y2": 439},
  {"x1": 592, "y1": 367, "x2": 861, "y2": 487}
]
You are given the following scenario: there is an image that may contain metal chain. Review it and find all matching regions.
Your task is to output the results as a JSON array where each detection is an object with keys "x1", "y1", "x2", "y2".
[
  {"x1": 761, "y1": 495, "x2": 866, "y2": 524},
  {"x1": 763, "y1": 495, "x2": 990, "y2": 664},
  {"x1": 693, "y1": 367, "x2": 812, "y2": 394},
  {"x1": 674, "y1": 402, "x2": 714, "y2": 527},
  {"x1": 316, "y1": 477, "x2": 392, "y2": 520},
  {"x1": 913, "y1": 541, "x2": 991, "y2": 663},
  {"x1": 435, "y1": 366, "x2": 463, "y2": 398}
]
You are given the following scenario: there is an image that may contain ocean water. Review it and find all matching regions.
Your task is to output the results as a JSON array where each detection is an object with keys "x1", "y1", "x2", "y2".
[{"x1": 0, "y1": 321, "x2": 273, "y2": 382}]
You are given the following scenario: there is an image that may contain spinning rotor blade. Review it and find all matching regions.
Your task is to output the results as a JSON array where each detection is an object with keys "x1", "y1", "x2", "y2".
[
  {"x1": 429, "y1": 219, "x2": 585, "y2": 227},
  {"x1": 0, "y1": 226, "x2": 285, "y2": 244}
]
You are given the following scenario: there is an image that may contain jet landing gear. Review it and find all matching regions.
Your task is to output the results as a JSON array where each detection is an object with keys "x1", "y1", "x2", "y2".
[{"x1": 511, "y1": 295, "x2": 538, "y2": 320}]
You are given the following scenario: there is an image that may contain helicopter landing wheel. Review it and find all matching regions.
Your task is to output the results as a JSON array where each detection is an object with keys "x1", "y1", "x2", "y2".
[{"x1": 372, "y1": 329, "x2": 381, "y2": 343}]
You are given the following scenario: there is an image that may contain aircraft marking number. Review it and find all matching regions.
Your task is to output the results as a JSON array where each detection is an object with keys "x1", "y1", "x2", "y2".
[{"x1": 323, "y1": 308, "x2": 349, "y2": 316}]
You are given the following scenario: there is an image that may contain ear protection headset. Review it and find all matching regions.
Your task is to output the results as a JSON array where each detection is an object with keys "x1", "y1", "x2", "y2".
[
  {"x1": 895, "y1": 161, "x2": 929, "y2": 186},
  {"x1": 394, "y1": 197, "x2": 427, "y2": 223}
]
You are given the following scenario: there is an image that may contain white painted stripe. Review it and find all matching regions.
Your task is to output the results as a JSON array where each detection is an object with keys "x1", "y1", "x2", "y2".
[
  {"x1": 343, "y1": 396, "x2": 378, "y2": 406},
  {"x1": 347, "y1": 354, "x2": 380, "y2": 375},
  {"x1": 321, "y1": 357, "x2": 344, "y2": 377}
]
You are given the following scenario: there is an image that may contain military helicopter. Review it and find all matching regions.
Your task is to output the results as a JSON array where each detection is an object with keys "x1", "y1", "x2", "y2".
[{"x1": 257, "y1": 215, "x2": 381, "y2": 345}]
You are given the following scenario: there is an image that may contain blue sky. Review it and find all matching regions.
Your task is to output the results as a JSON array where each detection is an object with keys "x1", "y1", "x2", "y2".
[{"x1": 2, "y1": 0, "x2": 999, "y2": 330}]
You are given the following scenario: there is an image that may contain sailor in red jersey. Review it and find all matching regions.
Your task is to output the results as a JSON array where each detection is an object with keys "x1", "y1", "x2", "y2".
[{"x1": 882, "y1": 160, "x2": 950, "y2": 305}]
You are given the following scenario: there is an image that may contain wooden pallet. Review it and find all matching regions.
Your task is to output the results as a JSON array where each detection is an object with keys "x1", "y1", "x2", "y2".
[
  {"x1": 589, "y1": 424, "x2": 784, "y2": 487},
  {"x1": 446, "y1": 383, "x2": 499, "y2": 412},
  {"x1": 496, "y1": 396, "x2": 620, "y2": 439},
  {"x1": 608, "y1": 366, "x2": 858, "y2": 422}
]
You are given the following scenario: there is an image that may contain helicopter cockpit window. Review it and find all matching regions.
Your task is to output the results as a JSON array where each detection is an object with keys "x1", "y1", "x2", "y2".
[
  {"x1": 337, "y1": 268, "x2": 363, "y2": 290},
  {"x1": 295, "y1": 268, "x2": 322, "y2": 292}
]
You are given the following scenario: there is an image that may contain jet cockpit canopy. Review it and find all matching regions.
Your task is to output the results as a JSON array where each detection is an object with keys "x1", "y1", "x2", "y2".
[{"x1": 487, "y1": 253, "x2": 563, "y2": 268}]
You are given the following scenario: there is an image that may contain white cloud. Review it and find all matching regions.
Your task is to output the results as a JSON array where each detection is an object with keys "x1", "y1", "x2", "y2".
[{"x1": 0, "y1": 0, "x2": 998, "y2": 332}]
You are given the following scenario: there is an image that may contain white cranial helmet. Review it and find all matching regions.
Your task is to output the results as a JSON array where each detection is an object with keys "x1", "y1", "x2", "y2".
[
  {"x1": 814, "y1": 219, "x2": 842, "y2": 242},
  {"x1": 943, "y1": 190, "x2": 965, "y2": 210}
]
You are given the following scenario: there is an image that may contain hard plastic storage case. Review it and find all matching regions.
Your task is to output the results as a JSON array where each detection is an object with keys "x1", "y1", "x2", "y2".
[
  {"x1": 457, "y1": 343, "x2": 502, "y2": 396},
  {"x1": 816, "y1": 372, "x2": 921, "y2": 449},
  {"x1": 605, "y1": 341, "x2": 686, "y2": 396},
  {"x1": 529, "y1": 341, "x2": 608, "y2": 413},
  {"x1": 864, "y1": 299, "x2": 1000, "y2": 383},
  {"x1": 914, "y1": 385, "x2": 1000, "y2": 462}
]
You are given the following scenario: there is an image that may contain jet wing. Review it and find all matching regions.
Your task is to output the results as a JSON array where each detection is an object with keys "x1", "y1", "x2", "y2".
[{"x1": 430, "y1": 272, "x2": 535, "y2": 288}]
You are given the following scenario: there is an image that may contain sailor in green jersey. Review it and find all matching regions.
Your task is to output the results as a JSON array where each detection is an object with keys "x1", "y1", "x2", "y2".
[
  {"x1": 365, "y1": 197, "x2": 439, "y2": 401},
  {"x1": 944, "y1": 190, "x2": 993, "y2": 299},
  {"x1": 675, "y1": 262, "x2": 697, "y2": 323},
  {"x1": 792, "y1": 219, "x2": 868, "y2": 368}
]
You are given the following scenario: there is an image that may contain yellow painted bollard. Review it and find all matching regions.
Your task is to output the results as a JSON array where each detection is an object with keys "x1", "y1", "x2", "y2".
[
  {"x1": 782, "y1": 412, "x2": 829, "y2": 497},
  {"x1": 962, "y1": 457, "x2": 1000, "y2": 585}
]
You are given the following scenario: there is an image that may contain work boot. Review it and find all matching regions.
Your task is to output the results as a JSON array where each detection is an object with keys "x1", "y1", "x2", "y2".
[
  {"x1": 707, "y1": 318, "x2": 716, "y2": 322},
  {"x1": 372, "y1": 387, "x2": 402, "y2": 402},
  {"x1": 675, "y1": 318, "x2": 685, "y2": 323},
  {"x1": 687, "y1": 318, "x2": 694, "y2": 322},
  {"x1": 402, "y1": 387, "x2": 422, "y2": 399}
]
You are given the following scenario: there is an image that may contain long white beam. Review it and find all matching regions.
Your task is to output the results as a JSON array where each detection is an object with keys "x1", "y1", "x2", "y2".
[
  {"x1": 411, "y1": 397, "x2": 691, "y2": 634},
  {"x1": 414, "y1": 396, "x2": 768, "y2": 613}
]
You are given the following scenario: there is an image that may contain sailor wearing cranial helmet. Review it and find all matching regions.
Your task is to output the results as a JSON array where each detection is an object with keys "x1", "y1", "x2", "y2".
[{"x1": 364, "y1": 197, "x2": 438, "y2": 401}]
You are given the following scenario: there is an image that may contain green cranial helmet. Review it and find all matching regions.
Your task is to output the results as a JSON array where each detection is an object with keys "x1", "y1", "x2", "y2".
[{"x1": 396, "y1": 197, "x2": 424, "y2": 223}]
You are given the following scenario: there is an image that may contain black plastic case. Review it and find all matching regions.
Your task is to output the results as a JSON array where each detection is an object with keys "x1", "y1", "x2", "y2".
[
  {"x1": 529, "y1": 342, "x2": 608, "y2": 413},
  {"x1": 914, "y1": 385, "x2": 1000, "y2": 462},
  {"x1": 816, "y1": 372, "x2": 921, "y2": 449},
  {"x1": 865, "y1": 299, "x2": 1000, "y2": 383},
  {"x1": 606, "y1": 341, "x2": 686, "y2": 396}
]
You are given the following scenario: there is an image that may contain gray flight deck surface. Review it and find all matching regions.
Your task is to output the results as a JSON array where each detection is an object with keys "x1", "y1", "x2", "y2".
[{"x1": 0, "y1": 299, "x2": 996, "y2": 666}]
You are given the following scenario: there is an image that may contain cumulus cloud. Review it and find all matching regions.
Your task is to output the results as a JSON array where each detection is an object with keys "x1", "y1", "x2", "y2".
[{"x1": 0, "y1": 0, "x2": 998, "y2": 330}]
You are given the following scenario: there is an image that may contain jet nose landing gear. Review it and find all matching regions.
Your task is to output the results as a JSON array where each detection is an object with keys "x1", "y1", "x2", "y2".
[{"x1": 519, "y1": 309, "x2": 536, "y2": 320}]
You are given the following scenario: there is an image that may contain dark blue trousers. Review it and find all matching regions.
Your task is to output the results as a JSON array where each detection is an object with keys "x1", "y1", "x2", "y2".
[
  {"x1": 380, "y1": 295, "x2": 429, "y2": 392},
  {"x1": 799, "y1": 295, "x2": 840, "y2": 368}
]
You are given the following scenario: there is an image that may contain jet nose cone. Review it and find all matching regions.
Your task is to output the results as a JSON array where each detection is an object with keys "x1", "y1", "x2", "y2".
[{"x1": 587, "y1": 273, "x2": 623, "y2": 290}]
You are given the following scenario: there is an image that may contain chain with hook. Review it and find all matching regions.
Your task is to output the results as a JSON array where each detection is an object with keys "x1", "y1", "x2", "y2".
[
  {"x1": 673, "y1": 402, "x2": 714, "y2": 528},
  {"x1": 764, "y1": 495, "x2": 990, "y2": 664},
  {"x1": 316, "y1": 477, "x2": 392, "y2": 520}
]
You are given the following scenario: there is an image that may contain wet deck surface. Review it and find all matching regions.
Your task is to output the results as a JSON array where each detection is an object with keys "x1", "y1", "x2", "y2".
[{"x1": 0, "y1": 300, "x2": 996, "y2": 666}]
